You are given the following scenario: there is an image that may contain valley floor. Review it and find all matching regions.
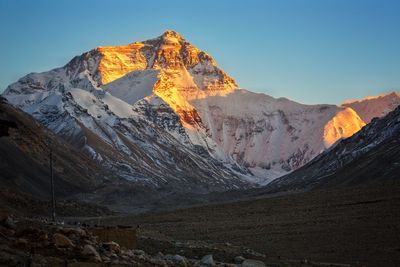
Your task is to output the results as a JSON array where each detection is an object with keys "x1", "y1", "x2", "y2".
[{"x1": 99, "y1": 182, "x2": 400, "y2": 267}]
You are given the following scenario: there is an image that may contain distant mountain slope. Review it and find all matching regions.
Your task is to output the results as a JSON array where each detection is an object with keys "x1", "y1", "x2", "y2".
[
  {"x1": 342, "y1": 92, "x2": 400, "y2": 123},
  {"x1": 264, "y1": 105, "x2": 400, "y2": 192},
  {"x1": 191, "y1": 90, "x2": 366, "y2": 182}
]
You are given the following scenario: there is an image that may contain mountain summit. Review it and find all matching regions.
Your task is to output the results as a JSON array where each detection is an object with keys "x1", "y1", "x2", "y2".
[
  {"x1": 65, "y1": 30, "x2": 237, "y2": 126},
  {"x1": 2, "y1": 31, "x2": 397, "y2": 186},
  {"x1": 95, "y1": 30, "x2": 236, "y2": 90}
]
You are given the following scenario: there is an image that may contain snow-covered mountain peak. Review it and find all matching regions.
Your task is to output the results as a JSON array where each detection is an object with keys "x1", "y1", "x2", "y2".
[
  {"x1": 93, "y1": 30, "x2": 235, "y2": 91},
  {"x1": 92, "y1": 31, "x2": 238, "y2": 128},
  {"x1": 159, "y1": 30, "x2": 184, "y2": 44}
]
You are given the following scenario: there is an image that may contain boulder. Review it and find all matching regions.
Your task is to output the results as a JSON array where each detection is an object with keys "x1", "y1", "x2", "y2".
[
  {"x1": 82, "y1": 244, "x2": 102, "y2": 262},
  {"x1": 200, "y1": 254, "x2": 215, "y2": 266},
  {"x1": 132, "y1": 249, "x2": 145, "y2": 256},
  {"x1": 109, "y1": 253, "x2": 119, "y2": 260},
  {"x1": 101, "y1": 255, "x2": 110, "y2": 262},
  {"x1": 38, "y1": 230, "x2": 48, "y2": 241},
  {"x1": 165, "y1": 254, "x2": 187, "y2": 266},
  {"x1": 121, "y1": 249, "x2": 135, "y2": 258},
  {"x1": 149, "y1": 258, "x2": 167, "y2": 266},
  {"x1": 242, "y1": 259, "x2": 266, "y2": 267},
  {"x1": 1, "y1": 216, "x2": 16, "y2": 230},
  {"x1": 59, "y1": 227, "x2": 87, "y2": 237},
  {"x1": 234, "y1": 255, "x2": 246, "y2": 264},
  {"x1": 102, "y1": 241, "x2": 120, "y2": 254},
  {"x1": 53, "y1": 233, "x2": 74, "y2": 248}
]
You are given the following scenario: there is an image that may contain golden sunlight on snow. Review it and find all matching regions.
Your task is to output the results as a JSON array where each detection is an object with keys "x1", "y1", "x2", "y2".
[
  {"x1": 152, "y1": 67, "x2": 236, "y2": 126},
  {"x1": 97, "y1": 43, "x2": 147, "y2": 84},
  {"x1": 97, "y1": 30, "x2": 238, "y2": 126},
  {"x1": 343, "y1": 92, "x2": 400, "y2": 104},
  {"x1": 323, "y1": 107, "x2": 366, "y2": 147}
]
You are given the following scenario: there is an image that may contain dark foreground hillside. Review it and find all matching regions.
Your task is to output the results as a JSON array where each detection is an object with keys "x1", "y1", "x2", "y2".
[{"x1": 101, "y1": 182, "x2": 400, "y2": 267}]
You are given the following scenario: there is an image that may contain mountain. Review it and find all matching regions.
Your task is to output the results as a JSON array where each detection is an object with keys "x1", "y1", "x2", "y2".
[
  {"x1": 0, "y1": 97, "x2": 244, "y2": 213},
  {"x1": 2, "y1": 30, "x2": 396, "y2": 189},
  {"x1": 263, "y1": 104, "x2": 400, "y2": 192},
  {"x1": 342, "y1": 92, "x2": 400, "y2": 123},
  {"x1": 0, "y1": 97, "x2": 107, "y2": 198},
  {"x1": 2, "y1": 32, "x2": 250, "y2": 194}
]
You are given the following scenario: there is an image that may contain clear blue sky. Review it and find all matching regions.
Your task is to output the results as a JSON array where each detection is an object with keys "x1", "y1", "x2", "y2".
[{"x1": 0, "y1": 0, "x2": 399, "y2": 104}]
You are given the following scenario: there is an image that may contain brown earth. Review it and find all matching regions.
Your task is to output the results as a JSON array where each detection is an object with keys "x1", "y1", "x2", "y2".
[{"x1": 99, "y1": 182, "x2": 400, "y2": 267}]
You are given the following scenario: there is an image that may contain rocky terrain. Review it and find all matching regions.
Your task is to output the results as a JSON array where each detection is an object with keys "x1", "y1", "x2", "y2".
[{"x1": 0, "y1": 213, "x2": 287, "y2": 267}]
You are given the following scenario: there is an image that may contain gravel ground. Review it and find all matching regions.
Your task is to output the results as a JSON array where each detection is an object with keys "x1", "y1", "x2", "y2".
[{"x1": 101, "y1": 183, "x2": 400, "y2": 267}]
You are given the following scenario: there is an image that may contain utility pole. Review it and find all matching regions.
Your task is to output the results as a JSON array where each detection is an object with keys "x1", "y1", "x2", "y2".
[{"x1": 50, "y1": 149, "x2": 56, "y2": 222}]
